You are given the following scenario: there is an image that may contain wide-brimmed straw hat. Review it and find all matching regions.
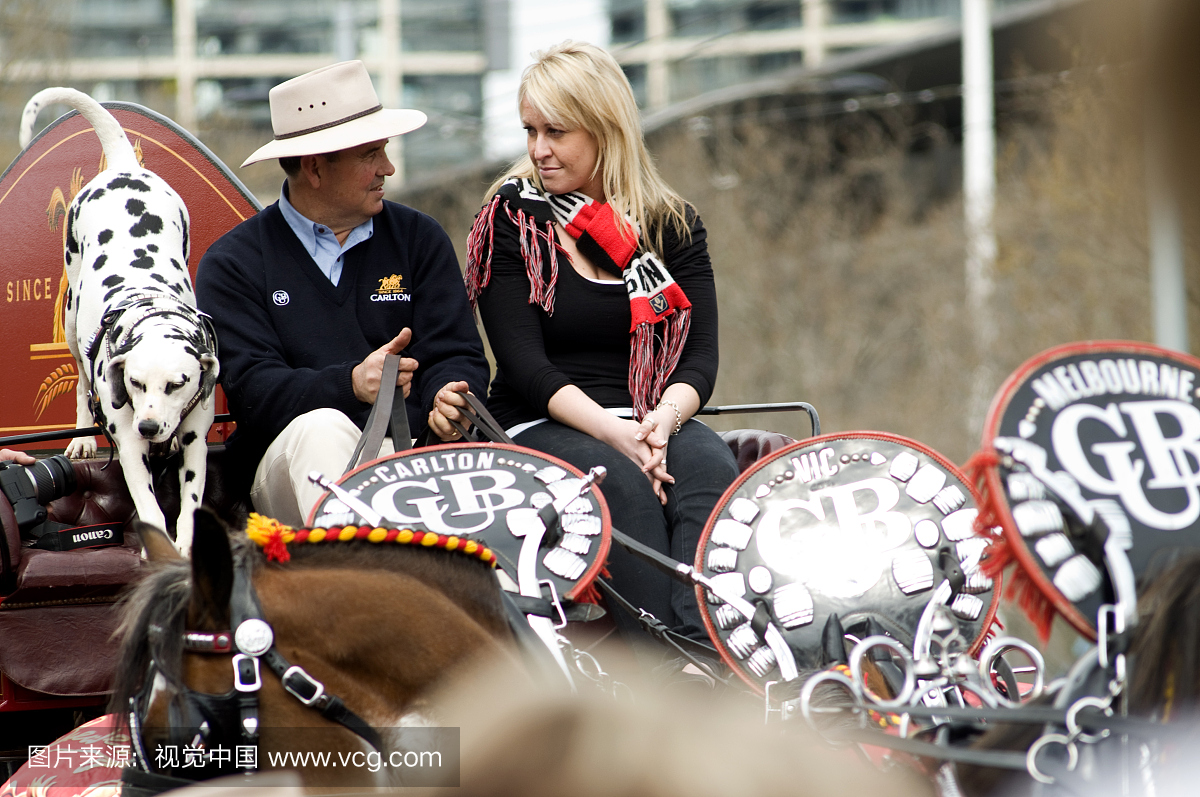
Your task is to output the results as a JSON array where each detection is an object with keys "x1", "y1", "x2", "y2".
[{"x1": 241, "y1": 60, "x2": 427, "y2": 167}]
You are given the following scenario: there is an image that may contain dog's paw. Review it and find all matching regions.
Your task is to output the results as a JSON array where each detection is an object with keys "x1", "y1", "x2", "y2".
[{"x1": 64, "y1": 436, "x2": 97, "y2": 459}]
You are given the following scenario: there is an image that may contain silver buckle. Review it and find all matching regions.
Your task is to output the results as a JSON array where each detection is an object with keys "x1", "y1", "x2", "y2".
[
  {"x1": 539, "y1": 579, "x2": 567, "y2": 629},
  {"x1": 232, "y1": 654, "x2": 262, "y2": 692},
  {"x1": 282, "y1": 665, "x2": 326, "y2": 706}
]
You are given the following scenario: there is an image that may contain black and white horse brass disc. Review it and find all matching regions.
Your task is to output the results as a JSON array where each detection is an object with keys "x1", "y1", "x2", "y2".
[
  {"x1": 697, "y1": 432, "x2": 998, "y2": 694},
  {"x1": 982, "y1": 341, "x2": 1200, "y2": 637},
  {"x1": 307, "y1": 443, "x2": 611, "y2": 602}
]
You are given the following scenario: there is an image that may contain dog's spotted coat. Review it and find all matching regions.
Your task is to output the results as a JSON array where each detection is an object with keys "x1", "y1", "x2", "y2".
[{"x1": 22, "y1": 87, "x2": 219, "y2": 556}]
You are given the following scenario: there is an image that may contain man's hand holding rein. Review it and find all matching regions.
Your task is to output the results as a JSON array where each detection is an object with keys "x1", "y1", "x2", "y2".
[{"x1": 352, "y1": 328, "x2": 418, "y2": 403}]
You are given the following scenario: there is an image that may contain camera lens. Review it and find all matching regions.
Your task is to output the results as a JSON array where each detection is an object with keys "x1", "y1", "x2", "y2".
[{"x1": 28, "y1": 454, "x2": 77, "y2": 505}]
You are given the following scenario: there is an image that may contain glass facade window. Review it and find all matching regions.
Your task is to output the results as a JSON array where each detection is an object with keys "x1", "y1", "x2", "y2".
[
  {"x1": 751, "y1": 50, "x2": 803, "y2": 72},
  {"x1": 832, "y1": 0, "x2": 900, "y2": 24},
  {"x1": 201, "y1": 78, "x2": 278, "y2": 124},
  {"x1": 831, "y1": 0, "x2": 962, "y2": 23},
  {"x1": 401, "y1": 0, "x2": 483, "y2": 52},
  {"x1": 670, "y1": 0, "x2": 741, "y2": 38},
  {"x1": 196, "y1": 0, "x2": 376, "y2": 56},
  {"x1": 671, "y1": 54, "x2": 802, "y2": 103},
  {"x1": 610, "y1": 0, "x2": 644, "y2": 44},
  {"x1": 746, "y1": 2, "x2": 802, "y2": 31},
  {"x1": 667, "y1": 0, "x2": 800, "y2": 37},
  {"x1": 68, "y1": 0, "x2": 173, "y2": 58},
  {"x1": 402, "y1": 73, "x2": 483, "y2": 171}
]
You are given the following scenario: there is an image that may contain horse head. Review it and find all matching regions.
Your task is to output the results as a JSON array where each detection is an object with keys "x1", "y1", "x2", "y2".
[{"x1": 112, "y1": 509, "x2": 510, "y2": 790}]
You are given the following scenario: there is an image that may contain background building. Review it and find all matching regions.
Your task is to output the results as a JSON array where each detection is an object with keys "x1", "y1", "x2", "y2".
[
  {"x1": 1, "y1": 0, "x2": 1038, "y2": 196},
  {"x1": 614, "y1": 0, "x2": 954, "y2": 108}
]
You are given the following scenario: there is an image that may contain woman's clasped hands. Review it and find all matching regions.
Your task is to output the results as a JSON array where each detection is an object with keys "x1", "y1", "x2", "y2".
[{"x1": 631, "y1": 412, "x2": 675, "y2": 504}]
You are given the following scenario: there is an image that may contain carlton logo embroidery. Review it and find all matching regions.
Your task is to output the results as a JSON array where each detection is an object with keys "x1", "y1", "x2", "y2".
[
  {"x1": 371, "y1": 273, "x2": 410, "y2": 303},
  {"x1": 272, "y1": 290, "x2": 290, "y2": 306}
]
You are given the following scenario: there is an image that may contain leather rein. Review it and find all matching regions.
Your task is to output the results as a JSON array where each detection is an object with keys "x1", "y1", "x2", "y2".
[{"x1": 123, "y1": 550, "x2": 381, "y2": 791}]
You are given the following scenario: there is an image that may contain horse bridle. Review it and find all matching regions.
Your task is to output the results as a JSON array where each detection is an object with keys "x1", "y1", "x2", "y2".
[{"x1": 125, "y1": 551, "x2": 382, "y2": 788}]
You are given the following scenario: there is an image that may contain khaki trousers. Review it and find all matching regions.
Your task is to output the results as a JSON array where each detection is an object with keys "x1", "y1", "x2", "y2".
[{"x1": 251, "y1": 408, "x2": 395, "y2": 527}]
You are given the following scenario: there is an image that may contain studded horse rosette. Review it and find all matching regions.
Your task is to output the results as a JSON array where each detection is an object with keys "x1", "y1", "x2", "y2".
[
  {"x1": 974, "y1": 341, "x2": 1200, "y2": 639},
  {"x1": 697, "y1": 432, "x2": 998, "y2": 694},
  {"x1": 307, "y1": 444, "x2": 611, "y2": 602}
]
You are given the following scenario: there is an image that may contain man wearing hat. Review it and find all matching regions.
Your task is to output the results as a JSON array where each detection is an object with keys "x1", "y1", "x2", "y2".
[{"x1": 196, "y1": 60, "x2": 488, "y2": 527}]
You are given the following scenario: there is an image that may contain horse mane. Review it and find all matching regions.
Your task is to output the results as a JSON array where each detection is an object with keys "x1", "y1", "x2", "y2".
[
  {"x1": 282, "y1": 540, "x2": 509, "y2": 637},
  {"x1": 107, "y1": 533, "x2": 260, "y2": 728},
  {"x1": 953, "y1": 697, "x2": 1047, "y2": 797},
  {"x1": 1128, "y1": 549, "x2": 1200, "y2": 718},
  {"x1": 946, "y1": 551, "x2": 1200, "y2": 797}
]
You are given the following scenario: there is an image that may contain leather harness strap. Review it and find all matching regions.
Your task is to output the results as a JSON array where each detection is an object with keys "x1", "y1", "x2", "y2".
[
  {"x1": 227, "y1": 555, "x2": 385, "y2": 752},
  {"x1": 345, "y1": 353, "x2": 412, "y2": 473},
  {"x1": 863, "y1": 703, "x2": 1164, "y2": 737},
  {"x1": 450, "y1": 392, "x2": 514, "y2": 445},
  {"x1": 125, "y1": 552, "x2": 384, "y2": 795},
  {"x1": 592, "y1": 575, "x2": 728, "y2": 685},
  {"x1": 84, "y1": 291, "x2": 218, "y2": 428}
]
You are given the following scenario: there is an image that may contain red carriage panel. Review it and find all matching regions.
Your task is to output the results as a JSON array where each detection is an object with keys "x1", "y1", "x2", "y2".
[{"x1": 0, "y1": 102, "x2": 261, "y2": 447}]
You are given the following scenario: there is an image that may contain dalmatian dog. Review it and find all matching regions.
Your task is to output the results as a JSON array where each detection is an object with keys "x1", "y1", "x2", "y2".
[{"x1": 21, "y1": 87, "x2": 219, "y2": 556}]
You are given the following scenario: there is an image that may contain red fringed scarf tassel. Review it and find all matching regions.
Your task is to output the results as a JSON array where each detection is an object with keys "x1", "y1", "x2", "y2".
[
  {"x1": 464, "y1": 179, "x2": 693, "y2": 421},
  {"x1": 629, "y1": 308, "x2": 691, "y2": 419},
  {"x1": 464, "y1": 194, "x2": 500, "y2": 309},
  {"x1": 466, "y1": 195, "x2": 564, "y2": 315}
]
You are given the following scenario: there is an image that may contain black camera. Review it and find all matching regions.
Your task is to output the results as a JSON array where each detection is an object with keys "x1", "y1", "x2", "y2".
[{"x1": 0, "y1": 454, "x2": 77, "y2": 534}]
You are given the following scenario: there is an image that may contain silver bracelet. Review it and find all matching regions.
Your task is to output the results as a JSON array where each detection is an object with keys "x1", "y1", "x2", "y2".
[{"x1": 656, "y1": 399, "x2": 684, "y2": 435}]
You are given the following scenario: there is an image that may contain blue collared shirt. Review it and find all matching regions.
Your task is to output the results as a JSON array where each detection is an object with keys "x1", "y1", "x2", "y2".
[{"x1": 278, "y1": 182, "x2": 374, "y2": 287}]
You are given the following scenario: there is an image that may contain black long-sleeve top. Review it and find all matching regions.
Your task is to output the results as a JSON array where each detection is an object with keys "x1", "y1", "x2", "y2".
[
  {"x1": 478, "y1": 207, "x2": 719, "y2": 429},
  {"x1": 196, "y1": 200, "x2": 489, "y2": 480}
]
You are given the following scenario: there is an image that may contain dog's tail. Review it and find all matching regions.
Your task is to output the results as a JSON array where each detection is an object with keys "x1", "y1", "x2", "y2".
[{"x1": 20, "y1": 87, "x2": 137, "y2": 170}]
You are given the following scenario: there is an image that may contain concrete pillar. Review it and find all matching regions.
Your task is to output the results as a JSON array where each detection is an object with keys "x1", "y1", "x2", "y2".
[
  {"x1": 962, "y1": 0, "x2": 997, "y2": 432},
  {"x1": 802, "y1": 0, "x2": 828, "y2": 68},
  {"x1": 173, "y1": 0, "x2": 197, "y2": 131},
  {"x1": 645, "y1": 0, "x2": 669, "y2": 110},
  {"x1": 1149, "y1": 171, "x2": 1188, "y2": 352},
  {"x1": 379, "y1": 0, "x2": 404, "y2": 186}
]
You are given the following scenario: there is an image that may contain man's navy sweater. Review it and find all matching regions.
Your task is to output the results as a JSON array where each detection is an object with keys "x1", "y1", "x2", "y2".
[{"x1": 196, "y1": 200, "x2": 488, "y2": 479}]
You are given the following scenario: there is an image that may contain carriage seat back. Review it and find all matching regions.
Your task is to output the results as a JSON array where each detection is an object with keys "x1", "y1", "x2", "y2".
[
  {"x1": 0, "y1": 459, "x2": 141, "y2": 697},
  {"x1": 0, "y1": 459, "x2": 139, "y2": 601},
  {"x1": 719, "y1": 429, "x2": 797, "y2": 473}
]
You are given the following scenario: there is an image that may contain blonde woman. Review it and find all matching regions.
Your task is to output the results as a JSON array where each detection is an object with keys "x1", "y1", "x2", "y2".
[{"x1": 465, "y1": 41, "x2": 737, "y2": 651}]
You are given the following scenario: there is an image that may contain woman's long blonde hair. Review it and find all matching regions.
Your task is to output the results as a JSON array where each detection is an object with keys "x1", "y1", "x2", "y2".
[{"x1": 486, "y1": 41, "x2": 690, "y2": 257}]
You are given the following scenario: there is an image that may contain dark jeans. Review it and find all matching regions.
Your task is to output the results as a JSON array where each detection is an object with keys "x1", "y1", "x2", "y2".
[{"x1": 514, "y1": 418, "x2": 739, "y2": 646}]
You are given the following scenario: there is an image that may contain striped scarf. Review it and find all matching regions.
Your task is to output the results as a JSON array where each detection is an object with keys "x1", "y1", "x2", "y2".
[{"x1": 466, "y1": 177, "x2": 691, "y2": 419}]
